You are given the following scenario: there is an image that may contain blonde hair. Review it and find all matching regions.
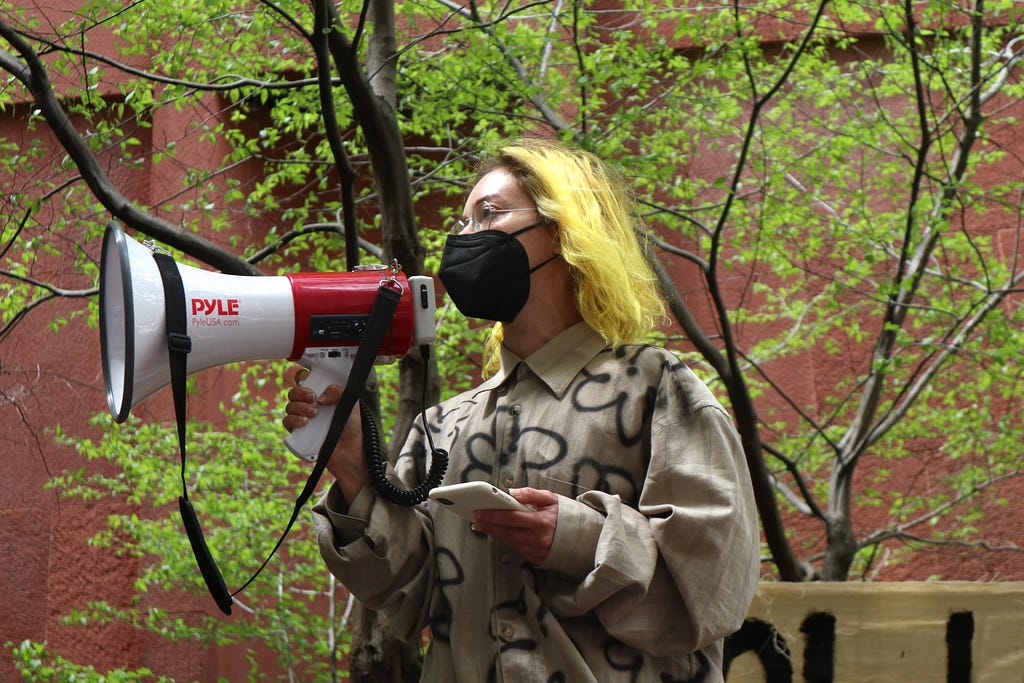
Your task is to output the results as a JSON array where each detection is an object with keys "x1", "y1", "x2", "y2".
[{"x1": 480, "y1": 138, "x2": 665, "y2": 376}]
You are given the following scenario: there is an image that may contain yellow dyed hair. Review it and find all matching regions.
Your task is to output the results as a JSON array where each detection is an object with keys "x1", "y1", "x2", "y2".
[{"x1": 480, "y1": 138, "x2": 665, "y2": 376}]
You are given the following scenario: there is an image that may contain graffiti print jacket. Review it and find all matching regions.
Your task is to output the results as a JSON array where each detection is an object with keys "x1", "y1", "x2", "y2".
[{"x1": 311, "y1": 321, "x2": 760, "y2": 682}]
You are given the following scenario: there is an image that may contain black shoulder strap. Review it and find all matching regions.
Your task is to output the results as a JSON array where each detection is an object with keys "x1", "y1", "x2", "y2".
[
  {"x1": 229, "y1": 281, "x2": 402, "y2": 600},
  {"x1": 152, "y1": 251, "x2": 234, "y2": 614},
  {"x1": 152, "y1": 250, "x2": 401, "y2": 615}
]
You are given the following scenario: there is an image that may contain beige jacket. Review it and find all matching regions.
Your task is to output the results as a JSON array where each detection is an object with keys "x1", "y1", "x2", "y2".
[{"x1": 312, "y1": 322, "x2": 760, "y2": 682}]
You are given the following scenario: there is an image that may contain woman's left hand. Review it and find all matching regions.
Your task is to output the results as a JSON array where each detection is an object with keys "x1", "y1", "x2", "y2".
[{"x1": 472, "y1": 487, "x2": 559, "y2": 566}]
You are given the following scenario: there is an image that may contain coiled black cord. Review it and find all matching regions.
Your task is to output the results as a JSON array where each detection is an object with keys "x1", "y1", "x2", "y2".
[{"x1": 364, "y1": 346, "x2": 448, "y2": 506}]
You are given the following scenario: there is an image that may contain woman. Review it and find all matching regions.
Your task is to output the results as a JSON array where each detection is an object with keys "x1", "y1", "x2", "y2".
[{"x1": 284, "y1": 138, "x2": 759, "y2": 681}]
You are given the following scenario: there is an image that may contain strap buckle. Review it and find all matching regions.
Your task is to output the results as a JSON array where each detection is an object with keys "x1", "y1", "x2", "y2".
[{"x1": 168, "y1": 331, "x2": 192, "y2": 354}]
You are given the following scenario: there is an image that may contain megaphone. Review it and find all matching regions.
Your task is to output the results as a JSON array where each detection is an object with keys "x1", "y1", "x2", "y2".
[{"x1": 99, "y1": 222, "x2": 436, "y2": 461}]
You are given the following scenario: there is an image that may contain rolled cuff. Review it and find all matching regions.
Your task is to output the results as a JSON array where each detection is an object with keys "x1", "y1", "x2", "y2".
[
  {"x1": 538, "y1": 495, "x2": 605, "y2": 579},
  {"x1": 312, "y1": 480, "x2": 375, "y2": 547}
]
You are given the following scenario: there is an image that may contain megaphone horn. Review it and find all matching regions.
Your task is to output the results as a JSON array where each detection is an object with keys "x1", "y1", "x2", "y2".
[{"x1": 99, "y1": 222, "x2": 436, "y2": 460}]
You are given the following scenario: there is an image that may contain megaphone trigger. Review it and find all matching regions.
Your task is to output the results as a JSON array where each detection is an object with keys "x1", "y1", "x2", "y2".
[{"x1": 284, "y1": 347, "x2": 357, "y2": 462}]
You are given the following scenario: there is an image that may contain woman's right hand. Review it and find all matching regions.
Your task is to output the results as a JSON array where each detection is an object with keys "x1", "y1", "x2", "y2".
[{"x1": 284, "y1": 368, "x2": 368, "y2": 502}]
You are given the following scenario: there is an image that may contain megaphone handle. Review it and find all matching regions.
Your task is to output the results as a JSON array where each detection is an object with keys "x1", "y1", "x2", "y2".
[{"x1": 285, "y1": 350, "x2": 357, "y2": 462}]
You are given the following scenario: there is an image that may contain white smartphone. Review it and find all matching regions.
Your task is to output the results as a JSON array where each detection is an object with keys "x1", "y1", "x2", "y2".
[{"x1": 429, "y1": 481, "x2": 532, "y2": 522}]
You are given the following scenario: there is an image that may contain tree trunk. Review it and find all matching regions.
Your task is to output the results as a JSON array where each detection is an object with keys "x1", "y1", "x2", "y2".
[
  {"x1": 349, "y1": 603, "x2": 422, "y2": 683},
  {"x1": 820, "y1": 516, "x2": 857, "y2": 581},
  {"x1": 820, "y1": 475, "x2": 856, "y2": 581},
  {"x1": 321, "y1": 0, "x2": 432, "y2": 678}
]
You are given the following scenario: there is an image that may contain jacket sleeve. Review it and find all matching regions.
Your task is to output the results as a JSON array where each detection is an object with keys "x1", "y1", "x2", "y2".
[
  {"x1": 310, "y1": 432, "x2": 437, "y2": 642},
  {"x1": 537, "y1": 366, "x2": 761, "y2": 657}
]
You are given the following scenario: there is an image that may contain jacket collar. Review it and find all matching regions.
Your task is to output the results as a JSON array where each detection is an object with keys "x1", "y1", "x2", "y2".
[{"x1": 475, "y1": 321, "x2": 608, "y2": 400}]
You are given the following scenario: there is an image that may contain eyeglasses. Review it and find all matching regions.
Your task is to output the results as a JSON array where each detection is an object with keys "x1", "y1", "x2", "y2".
[{"x1": 449, "y1": 205, "x2": 538, "y2": 235}]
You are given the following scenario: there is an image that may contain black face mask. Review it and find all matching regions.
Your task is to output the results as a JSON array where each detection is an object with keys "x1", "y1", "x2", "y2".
[{"x1": 438, "y1": 222, "x2": 558, "y2": 323}]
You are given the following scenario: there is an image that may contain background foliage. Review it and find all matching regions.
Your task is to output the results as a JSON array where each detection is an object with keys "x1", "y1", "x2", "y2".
[{"x1": 2, "y1": 0, "x2": 1023, "y2": 679}]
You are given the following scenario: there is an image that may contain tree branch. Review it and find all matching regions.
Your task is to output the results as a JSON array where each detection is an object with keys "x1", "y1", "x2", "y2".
[{"x1": 0, "y1": 19, "x2": 259, "y2": 275}]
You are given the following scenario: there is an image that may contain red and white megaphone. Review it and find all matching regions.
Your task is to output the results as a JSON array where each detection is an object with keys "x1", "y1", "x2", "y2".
[{"x1": 99, "y1": 222, "x2": 436, "y2": 461}]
